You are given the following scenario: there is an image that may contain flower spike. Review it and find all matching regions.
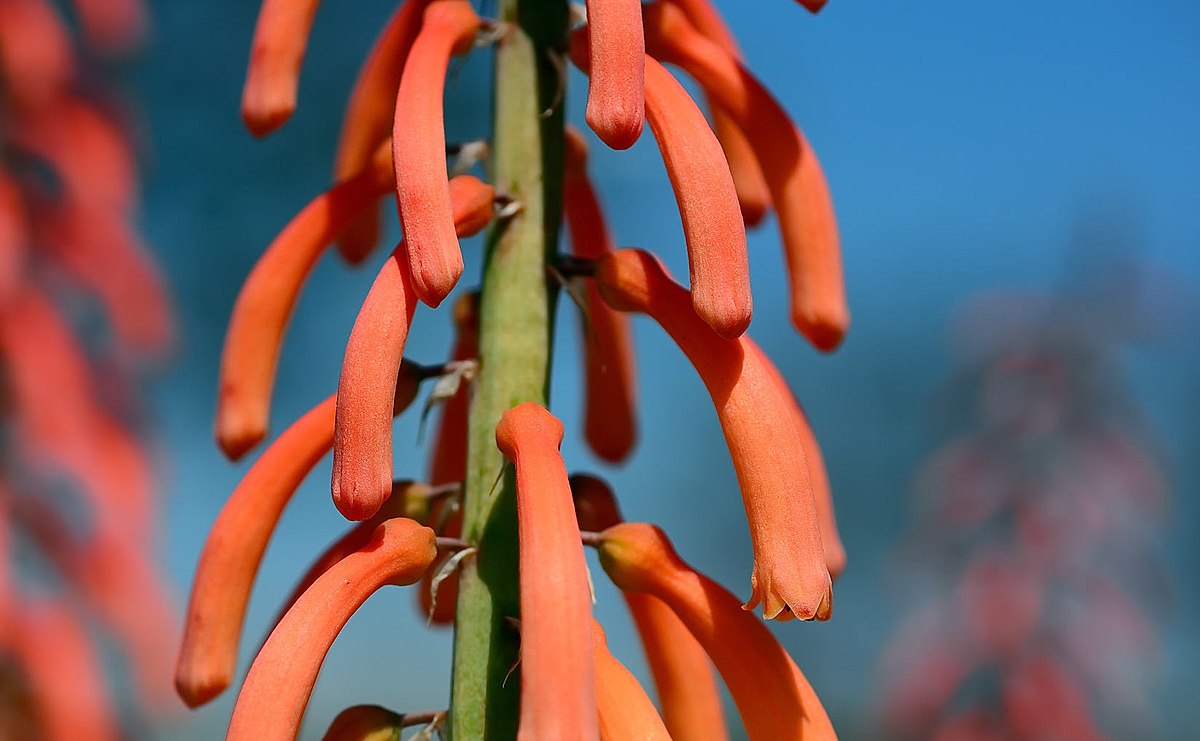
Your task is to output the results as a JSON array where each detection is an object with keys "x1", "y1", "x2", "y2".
[
  {"x1": 176, "y1": 364, "x2": 423, "y2": 708},
  {"x1": 661, "y1": 0, "x2": 771, "y2": 225},
  {"x1": 595, "y1": 249, "x2": 832, "y2": 620},
  {"x1": 597, "y1": 523, "x2": 838, "y2": 741},
  {"x1": 571, "y1": 474, "x2": 728, "y2": 741},
  {"x1": 592, "y1": 621, "x2": 671, "y2": 740},
  {"x1": 494, "y1": 403, "x2": 597, "y2": 741},
  {"x1": 226, "y1": 518, "x2": 437, "y2": 741},
  {"x1": 582, "y1": 0, "x2": 645, "y2": 149},
  {"x1": 570, "y1": 32, "x2": 751, "y2": 339},
  {"x1": 332, "y1": 175, "x2": 494, "y2": 522},
  {"x1": 241, "y1": 0, "x2": 321, "y2": 136},
  {"x1": 391, "y1": 0, "x2": 482, "y2": 308},
  {"x1": 334, "y1": 0, "x2": 431, "y2": 263},
  {"x1": 643, "y1": 3, "x2": 848, "y2": 350},
  {"x1": 216, "y1": 143, "x2": 395, "y2": 460},
  {"x1": 563, "y1": 127, "x2": 637, "y2": 463}
]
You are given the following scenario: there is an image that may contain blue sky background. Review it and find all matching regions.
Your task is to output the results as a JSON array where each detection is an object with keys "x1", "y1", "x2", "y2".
[{"x1": 129, "y1": 1, "x2": 1199, "y2": 738}]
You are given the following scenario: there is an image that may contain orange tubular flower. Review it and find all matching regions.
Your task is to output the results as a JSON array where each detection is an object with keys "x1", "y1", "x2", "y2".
[
  {"x1": 571, "y1": 474, "x2": 727, "y2": 741},
  {"x1": 418, "y1": 292, "x2": 478, "y2": 624},
  {"x1": 595, "y1": 249, "x2": 832, "y2": 620},
  {"x1": 753, "y1": 344, "x2": 846, "y2": 578},
  {"x1": 595, "y1": 248, "x2": 830, "y2": 618},
  {"x1": 176, "y1": 365, "x2": 422, "y2": 708},
  {"x1": 570, "y1": 32, "x2": 750, "y2": 340},
  {"x1": 226, "y1": 518, "x2": 437, "y2": 741},
  {"x1": 9, "y1": 598, "x2": 119, "y2": 741},
  {"x1": 562, "y1": 127, "x2": 637, "y2": 463},
  {"x1": 643, "y1": 3, "x2": 848, "y2": 351},
  {"x1": 334, "y1": 0, "x2": 431, "y2": 263},
  {"x1": 215, "y1": 143, "x2": 394, "y2": 460},
  {"x1": 391, "y1": 0, "x2": 481, "y2": 308},
  {"x1": 661, "y1": 0, "x2": 771, "y2": 226},
  {"x1": 332, "y1": 175, "x2": 494, "y2": 521},
  {"x1": 597, "y1": 523, "x2": 837, "y2": 741},
  {"x1": 582, "y1": 0, "x2": 644, "y2": 150},
  {"x1": 276, "y1": 481, "x2": 428, "y2": 627},
  {"x1": 241, "y1": 0, "x2": 321, "y2": 137},
  {"x1": 494, "y1": 403, "x2": 597, "y2": 741},
  {"x1": 591, "y1": 621, "x2": 671, "y2": 740}
]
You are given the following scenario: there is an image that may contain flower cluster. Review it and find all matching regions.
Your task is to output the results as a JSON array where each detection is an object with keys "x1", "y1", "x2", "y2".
[
  {"x1": 878, "y1": 291, "x2": 1167, "y2": 740},
  {"x1": 0, "y1": 1, "x2": 176, "y2": 738},
  {"x1": 177, "y1": 0, "x2": 847, "y2": 738}
]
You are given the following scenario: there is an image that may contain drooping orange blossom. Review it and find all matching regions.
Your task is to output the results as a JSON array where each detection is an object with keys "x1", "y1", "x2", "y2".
[{"x1": 181, "y1": 0, "x2": 848, "y2": 737}]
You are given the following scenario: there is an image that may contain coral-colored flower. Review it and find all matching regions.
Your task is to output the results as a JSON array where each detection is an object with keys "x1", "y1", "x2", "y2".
[
  {"x1": 571, "y1": 474, "x2": 727, "y2": 741},
  {"x1": 494, "y1": 403, "x2": 597, "y2": 741},
  {"x1": 334, "y1": 0, "x2": 431, "y2": 263},
  {"x1": 0, "y1": 0, "x2": 73, "y2": 113},
  {"x1": 241, "y1": 0, "x2": 320, "y2": 136},
  {"x1": 563, "y1": 127, "x2": 637, "y2": 463},
  {"x1": 67, "y1": 0, "x2": 146, "y2": 54},
  {"x1": 644, "y1": 2, "x2": 848, "y2": 350},
  {"x1": 332, "y1": 175, "x2": 494, "y2": 521},
  {"x1": 391, "y1": 0, "x2": 482, "y2": 308},
  {"x1": 571, "y1": 32, "x2": 751, "y2": 339},
  {"x1": 226, "y1": 518, "x2": 437, "y2": 741},
  {"x1": 597, "y1": 523, "x2": 837, "y2": 740},
  {"x1": 8, "y1": 598, "x2": 119, "y2": 741},
  {"x1": 661, "y1": 0, "x2": 771, "y2": 225},
  {"x1": 592, "y1": 621, "x2": 670, "y2": 740},
  {"x1": 581, "y1": 0, "x2": 644, "y2": 150},
  {"x1": 595, "y1": 249, "x2": 832, "y2": 620},
  {"x1": 216, "y1": 143, "x2": 395, "y2": 459},
  {"x1": 176, "y1": 363, "x2": 423, "y2": 707}
]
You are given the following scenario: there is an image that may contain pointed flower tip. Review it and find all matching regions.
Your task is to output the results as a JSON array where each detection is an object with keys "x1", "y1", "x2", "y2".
[
  {"x1": 174, "y1": 669, "x2": 225, "y2": 710},
  {"x1": 798, "y1": 0, "x2": 829, "y2": 13},
  {"x1": 322, "y1": 704, "x2": 405, "y2": 741},
  {"x1": 582, "y1": 0, "x2": 646, "y2": 150}
]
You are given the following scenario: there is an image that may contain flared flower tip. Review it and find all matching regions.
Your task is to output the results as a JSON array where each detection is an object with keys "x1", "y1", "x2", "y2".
[{"x1": 495, "y1": 402, "x2": 564, "y2": 457}]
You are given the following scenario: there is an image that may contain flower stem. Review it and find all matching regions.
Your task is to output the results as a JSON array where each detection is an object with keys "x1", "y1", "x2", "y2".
[{"x1": 448, "y1": 0, "x2": 566, "y2": 737}]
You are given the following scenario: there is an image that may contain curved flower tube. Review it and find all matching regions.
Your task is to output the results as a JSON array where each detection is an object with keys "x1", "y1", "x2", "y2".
[
  {"x1": 563, "y1": 127, "x2": 637, "y2": 463},
  {"x1": 241, "y1": 0, "x2": 321, "y2": 136},
  {"x1": 571, "y1": 474, "x2": 727, "y2": 741},
  {"x1": 391, "y1": 0, "x2": 481, "y2": 308},
  {"x1": 594, "y1": 249, "x2": 831, "y2": 620},
  {"x1": 216, "y1": 142, "x2": 394, "y2": 460},
  {"x1": 176, "y1": 363, "x2": 422, "y2": 708},
  {"x1": 661, "y1": 0, "x2": 770, "y2": 226},
  {"x1": 332, "y1": 175, "x2": 494, "y2": 521},
  {"x1": 643, "y1": 3, "x2": 848, "y2": 350},
  {"x1": 582, "y1": 0, "x2": 644, "y2": 150},
  {"x1": 592, "y1": 621, "x2": 671, "y2": 740},
  {"x1": 334, "y1": 0, "x2": 431, "y2": 263},
  {"x1": 276, "y1": 481, "x2": 429, "y2": 628},
  {"x1": 9, "y1": 597, "x2": 119, "y2": 741},
  {"x1": 597, "y1": 523, "x2": 837, "y2": 741},
  {"x1": 494, "y1": 403, "x2": 597, "y2": 741},
  {"x1": 570, "y1": 32, "x2": 750, "y2": 339},
  {"x1": 418, "y1": 292, "x2": 478, "y2": 624},
  {"x1": 752, "y1": 343, "x2": 846, "y2": 578},
  {"x1": 226, "y1": 518, "x2": 437, "y2": 741}
]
